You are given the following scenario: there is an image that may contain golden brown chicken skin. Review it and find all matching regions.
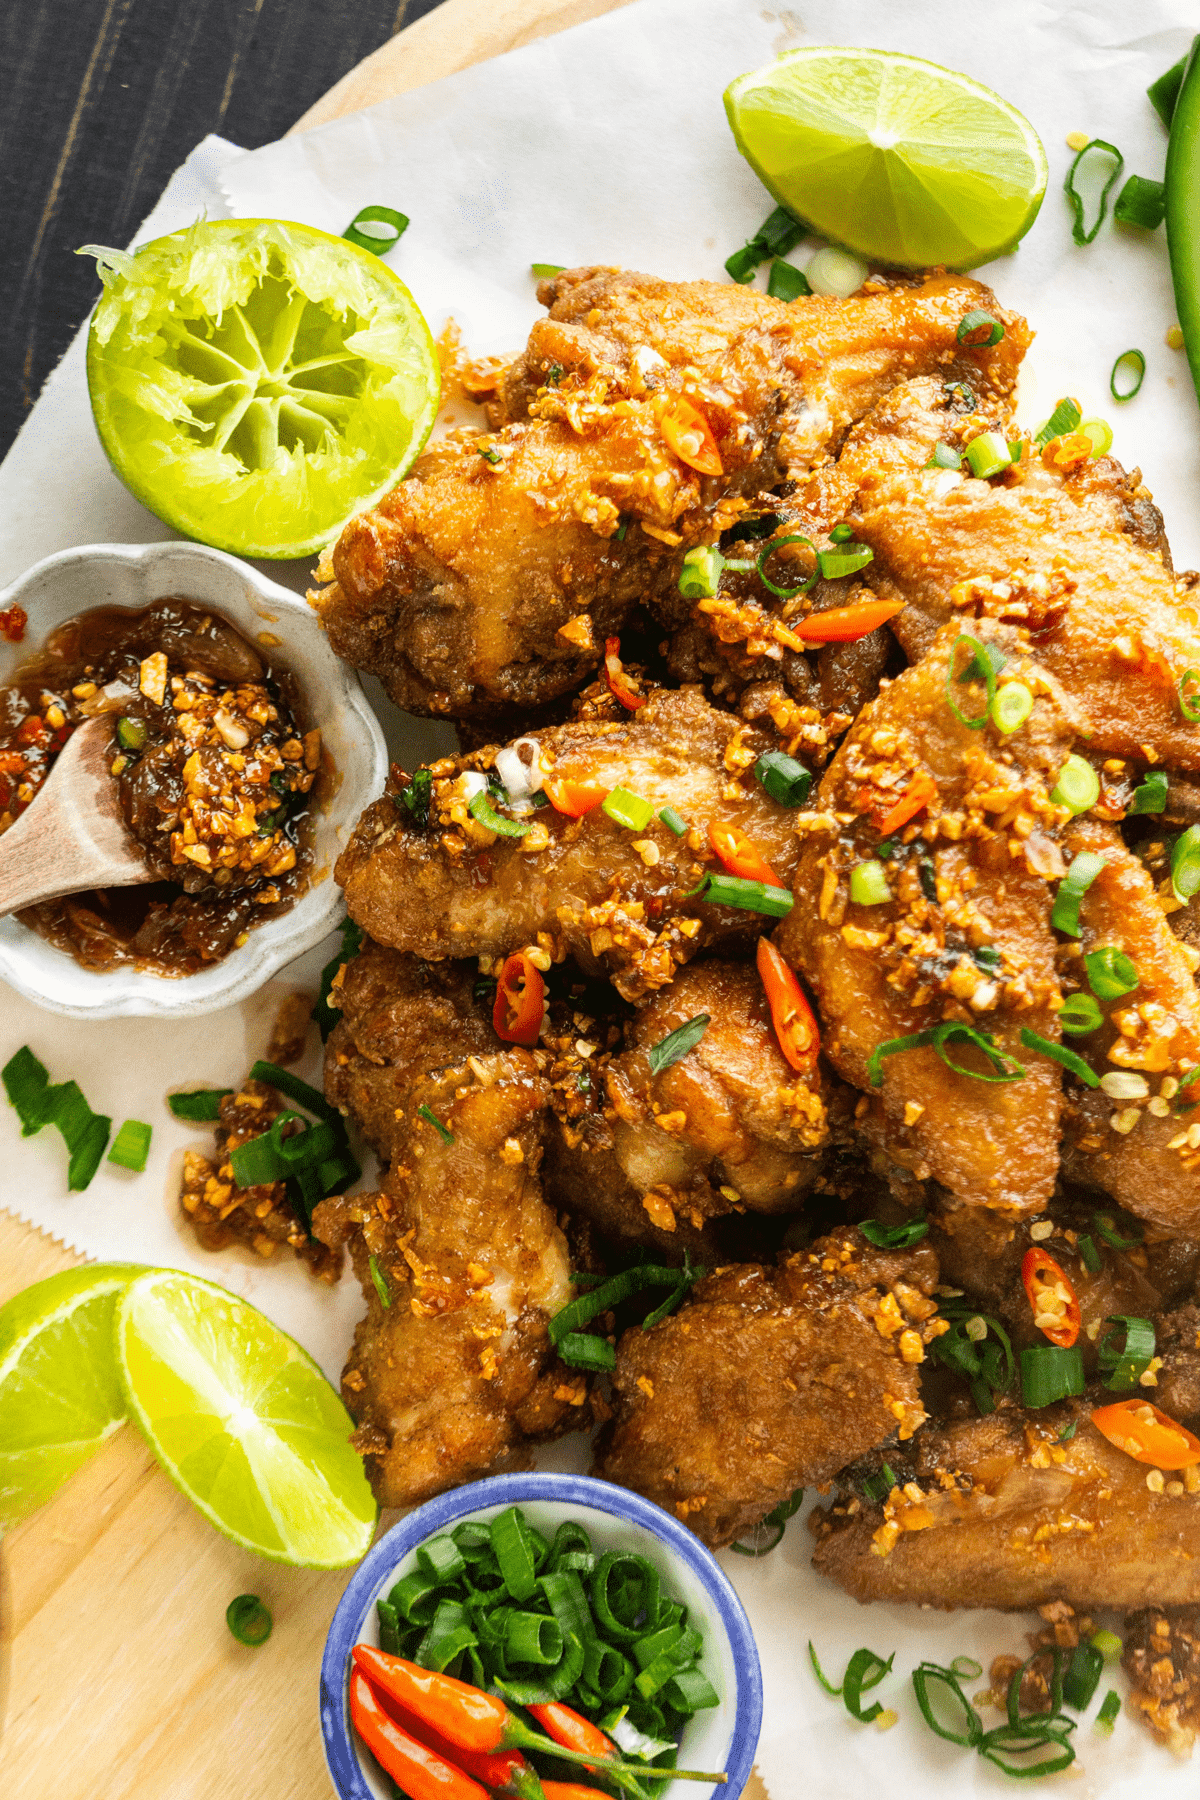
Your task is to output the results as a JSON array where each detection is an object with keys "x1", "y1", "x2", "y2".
[
  {"x1": 312, "y1": 268, "x2": 1029, "y2": 719},
  {"x1": 338, "y1": 686, "x2": 805, "y2": 1000},
  {"x1": 313, "y1": 1046, "x2": 583, "y2": 1509},
  {"x1": 594, "y1": 1228, "x2": 942, "y2": 1547},
  {"x1": 811, "y1": 1400, "x2": 1200, "y2": 1612},
  {"x1": 776, "y1": 620, "x2": 1074, "y2": 1216}
]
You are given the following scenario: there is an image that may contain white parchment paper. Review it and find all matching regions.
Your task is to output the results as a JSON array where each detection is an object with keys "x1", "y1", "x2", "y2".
[{"x1": 3, "y1": 2, "x2": 1200, "y2": 1793}]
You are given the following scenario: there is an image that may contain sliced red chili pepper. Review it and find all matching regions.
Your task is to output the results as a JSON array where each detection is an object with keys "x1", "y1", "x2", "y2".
[
  {"x1": 603, "y1": 637, "x2": 646, "y2": 711},
  {"x1": 874, "y1": 770, "x2": 938, "y2": 836},
  {"x1": 1022, "y1": 1246, "x2": 1081, "y2": 1348},
  {"x1": 756, "y1": 937, "x2": 819, "y2": 1075},
  {"x1": 658, "y1": 395, "x2": 723, "y2": 476},
  {"x1": 16, "y1": 716, "x2": 48, "y2": 747},
  {"x1": 493, "y1": 952, "x2": 546, "y2": 1046},
  {"x1": 0, "y1": 752, "x2": 27, "y2": 776},
  {"x1": 350, "y1": 1669, "x2": 490, "y2": 1800},
  {"x1": 794, "y1": 599, "x2": 904, "y2": 643},
  {"x1": 1092, "y1": 1398, "x2": 1200, "y2": 1469},
  {"x1": 543, "y1": 777, "x2": 609, "y2": 817},
  {"x1": 709, "y1": 820, "x2": 781, "y2": 886}
]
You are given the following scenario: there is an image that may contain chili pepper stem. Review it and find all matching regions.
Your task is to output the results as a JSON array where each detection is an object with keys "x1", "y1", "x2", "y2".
[{"x1": 501, "y1": 1720, "x2": 726, "y2": 1782}]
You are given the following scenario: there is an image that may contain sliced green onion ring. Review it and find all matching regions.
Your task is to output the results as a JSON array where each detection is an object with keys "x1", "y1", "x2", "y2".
[
  {"x1": 1078, "y1": 417, "x2": 1113, "y2": 457},
  {"x1": 369, "y1": 1255, "x2": 391, "y2": 1309},
  {"x1": 602, "y1": 787, "x2": 655, "y2": 832},
  {"x1": 756, "y1": 534, "x2": 817, "y2": 598},
  {"x1": 1110, "y1": 347, "x2": 1147, "y2": 400},
  {"x1": 816, "y1": 544, "x2": 873, "y2": 580},
  {"x1": 956, "y1": 309, "x2": 1004, "y2": 347},
  {"x1": 1058, "y1": 993, "x2": 1103, "y2": 1036},
  {"x1": 991, "y1": 682, "x2": 1033, "y2": 734},
  {"x1": 1114, "y1": 176, "x2": 1166, "y2": 231},
  {"x1": 1084, "y1": 946, "x2": 1138, "y2": 999},
  {"x1": 1051, "y1": 754, "x2": 1100, "y2": 815},
  {"x1": 1034, "y1": 396, "x2": 1082, "y2": 446},
  {"x1": 1172, "y1": 823, "x2": 1200, "y2": 900},
  {"x1": 1051, "y1": 851, "x2": 1106, "y2": 937},
  {"x1": 226, "y1": 1593, "x2": 272, "y2": 1646},
  {"x1": 343, "y1": 205, "x2": 409, "y2": 254},
  {"x1": 849, "y1": 859, "x2": 892, "y2": 906},
  {"x1": 1095, "y1": 1689, "x2": 1121, "y2": 1733},
  {"x1": 1077, "y1": 1234, "x2": 1102, "y2": 1273},
  {"x1": 1064, "y1": 138, "x2": 1125, "y2": 245},
  {"x1": 1178, "y1": 670, "x2": 1200, "y2": 723},
  {"x1": 678, "y1": 545, "x2": 725, "y2": 599},
  {"x1": 867, "y1": 1021, "x2": 1025, "y2": 1088},
  {"x1": 964, "y1": 431, "x2": 1011, "y2": 478},
  {"x1": 946, "y1": 633, "x2": 999, "y2": 729},
  {"x1": 1129, "y1": 768, "x2": 1168, "y2": 814},
  {"x1": 1021, "y1": 1343, "x2": 1085, "y2": 1407},
  {"x1": 1018, "y1": 1028, "x2": 1100, "y2": 1087},
  {"x1": 754, "y1": 749, "x2": 813, "y2": 807},
  {"x1": 1097, "y1": 1313, "x2": 1155, "y2": 1391},
  {"x1": 911, "y1": 1660, "x2": 982, "y2": 1745},
  {"x1": 557, "y1": 1332, "x2": 616, "y2": 1372},
  {"x1": 108, "y1": 1118, "x2": 152, "y2": 1172},
  {"x1": 701, "y1": 874, "x2": 793, "y2": 916},
  {"x1": 925, "y1": 442, "x2": 963, "y2": 471}
]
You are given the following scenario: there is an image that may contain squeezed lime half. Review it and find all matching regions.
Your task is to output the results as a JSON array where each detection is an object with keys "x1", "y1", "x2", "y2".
[
  {"x1": 0, "y1": 1263, "x2": 140, "y2": 1532},
  {"x1": 85, "y1": 218, "x2": 440, "y2": 559},
  {"x1": 115, "y1": 1268, "x2": 377, "y2": 1566},
  {"x1": 726, "y1": 47, "x2": 1047, "y2": 269}
]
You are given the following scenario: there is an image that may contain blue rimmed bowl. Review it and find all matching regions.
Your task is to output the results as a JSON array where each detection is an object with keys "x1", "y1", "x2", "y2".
[{"x1": 320, "y1": 1472, "x2": 762, "y2": 1800}]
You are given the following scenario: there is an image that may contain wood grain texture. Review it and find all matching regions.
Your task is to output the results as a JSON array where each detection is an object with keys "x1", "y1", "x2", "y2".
[{"x1": 0, "y1": 2, "x2": 772, "y2": 1794}]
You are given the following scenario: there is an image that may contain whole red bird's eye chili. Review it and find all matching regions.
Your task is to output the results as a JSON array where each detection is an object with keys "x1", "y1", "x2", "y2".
[{"x1": 350, "y1": 1669, "x2": 490, "y2": 1800}]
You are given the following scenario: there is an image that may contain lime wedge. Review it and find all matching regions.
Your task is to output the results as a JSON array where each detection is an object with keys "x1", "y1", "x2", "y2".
[
  {"x1": 0, "y1": 1263, "x2": 140, "y2": 1532},
  {"x1": 85, "y1": 218, "x2": 440, "y2": 559},
  {"x1": 115, "y1": 1269, "x2": 377, "y2": 1566},
  {"x1": 725, "y1": 47, "x2": 1047, "y2": 269}
]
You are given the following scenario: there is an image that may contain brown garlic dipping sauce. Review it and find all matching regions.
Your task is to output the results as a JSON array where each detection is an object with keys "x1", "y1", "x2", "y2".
[{"x1": 1, "y1": 598, "x2": 320, "y2": 974}]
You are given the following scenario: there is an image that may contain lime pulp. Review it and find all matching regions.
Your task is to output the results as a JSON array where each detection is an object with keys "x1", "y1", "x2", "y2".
[
  {"x1": 725, "y1": 47, "x2": 1048, "y2": 270},
  {"x1": 85, "y1": 218, "x2": 440, "y2": 559},
  {"x1": 115, "y1": 1268, "x2": 377, "y2": 1567}
]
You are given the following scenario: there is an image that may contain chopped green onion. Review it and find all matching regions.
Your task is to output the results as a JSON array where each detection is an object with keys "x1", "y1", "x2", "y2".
[
  {"x1": 930, "y1": 1308, "x2": 1014, "y2": 1414},
  {"x1": 1, "y1": 1048, "x2": 111, "y2": 1189},
  {"x1": 957, "y1": 310, "x2": 1004, "y2": 347},
  {"x1": 602, "y1": 787, "x2": 655, "y2": 832},
  {"x1": 369, "y1": 1255, "x2": 391, "y2": 1309},
  {"x1": 1064, "y1": 138, "x2": 1124, "y2": 245},
  {"x1": 416, "y1": 1599, "x2": 477, "y2": 1673},
  {"x1": 911, "y1": 1661, "x2": 982, "y2": 1745},
  {"x1": 167, "y1": 1087, "x2": 232, "y2": 1121},
  {"x1": 1050, "y1": 754, "x2": 1100, "y2": 815},
  {"x1": 1085, "y1": 946, "x2": 1138, "y2": 999},
  {"x1": 1095, "y1": 1689, "x2": 1121, "y2": 1734},
  {"x1": 531, "y1": 263, "x2": 565, "y2": 278},
  {"x1": 551, "y1": 1262, "x2": 702, "y2": 1344},
  {"x1": 505, "y1": 1611, "x2": 564, "y2": 1666},
  {"x1": 1179, "y1": 669, "x2": 1200, "y2": 723},
  {"x1": 1035, "y1": 396, "x2": 1083, "y2": 447},
  {"x1": 849, "y1": 860, "x2": 892, "y2": 906},
  {"x1": 1019, "y1": 1029, "x2": 1100, "y2": 1088},
  {"x1": 116, "y1": 715, "x2": 147, "y2": 751},
  {"x1": 991, "y1": 682, "x2": 1034, "y2": 734},
  {"x1": 756, "y1": 534, "x2": 817, "y2": 598},
  {"x1": 315, "y1": 915, "x2": 364, "y2": 1041},
  {"x1": 658, "y1": 805, "x2": 689, "y2": 835},
  {"x1": 1093, "y1": 1210, "x2": 1143, "y2": 1249},
  {"x1": 248, "y1": 1061, "x2": 336, "y2": 1121},
  {"x1": 1097, "y1": 1314, "x2": 1155, "y2": 1391},
  {"x1": 859, "y1": 1218, "x2": 928, "y2": 1248},
  {"x1": 592, "y1": 1552, "x2": 659, "y2": 1644},
  {"x1": 1128, "y1": 768, "x2": 1168, "y2": 814},
  {"x1": 1172, "y1": 824, "x2": 1200, "y2": 899},
  {"x1": 343, "y1": 205, "x2": 409, "y2": 254},
  {"x1": 1077, "y1": 1234, "x2": 1102, "y2": 1273},
  {"x1": 725, "y1": 205, "x2": 805, "y2": 283},
  {"x1": 1150, "y1": 54, "x2": 1186, "y2": 125},
  {"x1": 700, "y1": 874, "x2": 793, "y2": 915},
  {"x1": 946, "y1": 633, "x2": 999, "y2": 729},
  {"x1": 841, "y1": 1647, "x2": 895, "y2": 1723},
  {"x1": 951, "y1": 1656, "x2": 984, "y2": 1681},
  {"x1": 978, "y1": 1723, "x2": 1075, "y2": 1778},
  {"x1": 1091, "y1": 1630, "x2": 1123, "y2": 1661},
  {"x1": 1078, "y1": 417, "x2": 1113, "y2": 457},
  {"x1": 816, "y1": 543, "x2": 873, "y2": 580},
  {"x1": 417, "y1": 1104, "x2": 453, "y2": 1144},
  {"x1": 964, "y1": 431, "x2": 1011, "y2": 478},
  {"x1": 729, "y1": 1487, "x2": 804, "y2": 1557},
  {"x1": 919, "y1": 860, "x2": 939, "y2": 901},
  {"x1": 492, "y1": 1505, "x2": 539, "y2": 1602},
  {"x1": 1114, "y1": 175, "x2": 1166, "y2": 231},
  {"x1": 867, "y1": 1022, "x2": 1025, "y2": 1088},
  {"x1": 1058, "y1": 993, "x2": 1103, "y2": 1035},
  {"x1": 1051, "y1": 851, "x2": 1106, "y2": 937},
  {"x1": 1061, "y1": 1643, "x2": 1104, "y2": 1711},
  {"x1": 925, "y1": 442, "x2": 963, "y2": 470},
  {"x1": 647, "y1": 1013, "x2": 710, "y2": 1075},
  {"x1": 469, "y1": 790, "x2": 529, "y2": 838},
  {"x1": 678, "y1": 545, "x2": 725, "y2": 599},
  {"x1": 973, "y1": 943, "x2": 1001, "y2": 971},
  {"x1": 829, "y1": 522, "x2": 855, "y2": 543},
  {"x1": 1110, "y1": 348, "x2": 1148, "y2": 402},
  {"x1": 1021, "y1": 1343, "x2": 1085, "y2": 1407},
  {"x1": 1008, "y1": 438, "x2": 1024, "y2": 463},
  {"x1": 399, "y1": 768, "x2": 433, "y2": 828},
  {"x1": 226, "y1": 1594, "x2": 272, "y2": 1646},
  {"x1": 725, "y1": 244, "x2": 762, "y2": 284},
  {"x1": 754, "y1": 750, "x2": 813, "y2": 807},
  {"x1": 767, "y1": 258, "x2": 811, "y2": 301},
  {"x1": 663, "y1": 1667, "x2": 719, "y2": 1713},
  {"x1": 107, "y1": 1118, "x2": 151, "y2": 1172}
]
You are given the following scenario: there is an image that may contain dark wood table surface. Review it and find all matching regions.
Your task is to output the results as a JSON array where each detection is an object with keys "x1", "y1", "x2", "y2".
[{"x1": 1, "y1": 0, "x2": 445, "y2": 463}]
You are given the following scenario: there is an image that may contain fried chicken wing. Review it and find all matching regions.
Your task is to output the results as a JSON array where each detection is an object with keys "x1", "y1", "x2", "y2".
[
  {"x1": 594, "y1": 1228, "x2": 941, "y2": 1547},
  {"x1": 313, "y1": 1047, "x2": 582, "y2": 1508},
  {"x1": 776, "y1": 621, "x2": 1071, "y2": 1215},
  {"x1": 812, "y1": 1400, "x2": 1200, "y2": 1611},
  {"x1": 338, "y1": 687, "x2": 803, "y2": 1000},
  {"x1": 849, "y1": 441, "x2": 1200, "y2": 767},
  {"x1": 313, "y1": 269, "x2": 1028, "y2": 718}
]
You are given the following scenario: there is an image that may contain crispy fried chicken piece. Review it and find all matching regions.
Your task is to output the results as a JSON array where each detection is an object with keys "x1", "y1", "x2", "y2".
[
  {"x1": 1124, "y1": 1610, "x2": 1200, "y2": 1756},
  {"x1": 812, "y1": 1401, "x2": 1200, "y2": 1610},
  {"x1": 313, "y1": 1048, "x2": 583, "y2": 1508},
  {"x1": 313, "y1": 269, "x2": 1028, "y2": 719},
  {"x1": 544, "y1": 960, "x2": 833, "y2": 1259},
  {"x1": 594, "y1": 1228, "x2": 941, "y2": 1547},
  {"x1": 338, "y1": 686, "x2": 803, "y2": 1000},
  {"x1": 776, "y1": 620, "x2": 1071, "y2": 1216},
  {"x1": 1057, "y1": 818, "x2": 1200, "y2": 1235},
  {"x1": 849, "y1": 434, "x2": 1200, "y2": 767},
  {"x1": 324, "y1": 941, "x2": 494, "y2": 1164}
]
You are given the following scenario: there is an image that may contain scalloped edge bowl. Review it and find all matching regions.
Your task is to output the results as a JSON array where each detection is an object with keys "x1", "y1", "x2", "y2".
[
  {"x1": 0, "y1": 540, "x2": 387, "y2": 1018},
  {"x1": 320, "y1": 1471, "x2": 763, "y2": 1800}
]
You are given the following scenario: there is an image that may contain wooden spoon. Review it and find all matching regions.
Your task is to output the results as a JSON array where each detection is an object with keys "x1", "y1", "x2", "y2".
[{"x1": 0, "y1": 715, "x2": 154, "y2": 915}]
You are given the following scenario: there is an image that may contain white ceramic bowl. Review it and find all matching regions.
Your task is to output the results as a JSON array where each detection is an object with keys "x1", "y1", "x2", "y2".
[
  {"x1": 0, "y1": 541, "x2": 387, "y2": 1019},
  {"x1": 321, "y1": 1472, "x2": 763, "y2": 1800}
]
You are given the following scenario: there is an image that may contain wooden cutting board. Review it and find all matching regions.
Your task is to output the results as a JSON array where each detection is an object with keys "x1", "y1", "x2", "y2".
[{"x1": 0, "y1": 2, "x2": 770, "y2": 1796}]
